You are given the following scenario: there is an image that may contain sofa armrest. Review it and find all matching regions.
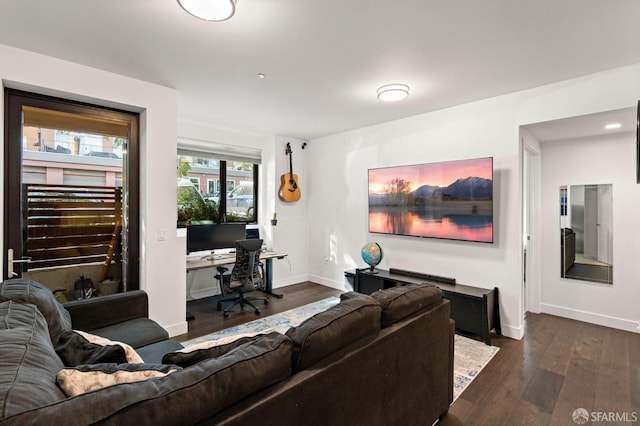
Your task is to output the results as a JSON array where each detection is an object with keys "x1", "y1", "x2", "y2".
[{"x1": 63, "y1": 290, "x2": 149, "y2": 331}]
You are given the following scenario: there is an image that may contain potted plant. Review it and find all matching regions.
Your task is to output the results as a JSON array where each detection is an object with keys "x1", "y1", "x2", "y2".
[{"x1": 271, "y1": 212, "x2": 278, "y2": 226}]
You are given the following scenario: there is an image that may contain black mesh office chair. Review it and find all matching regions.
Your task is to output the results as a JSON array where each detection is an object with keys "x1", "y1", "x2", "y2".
[
  {"x1": 215, "y1": 239, "x2": 268, "y2": 317},
  {"x1": 245, "y1": 227, "x2": 265, "y2": 288}
]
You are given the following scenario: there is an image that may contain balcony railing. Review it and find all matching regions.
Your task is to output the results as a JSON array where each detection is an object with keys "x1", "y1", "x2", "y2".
[{"x1": 23, "y1": 183, "x2": 122, "y2": 272}]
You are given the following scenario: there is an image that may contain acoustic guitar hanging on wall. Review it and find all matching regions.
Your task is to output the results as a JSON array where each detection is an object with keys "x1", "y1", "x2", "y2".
[{"x1": 278, "y1": 142, "x2": 301, "y2": 202}]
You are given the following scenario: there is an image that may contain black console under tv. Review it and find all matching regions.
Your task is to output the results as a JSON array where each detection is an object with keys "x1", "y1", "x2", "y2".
[{"x1": 345, "y1": 267, "x2": 501, "y2": 345}]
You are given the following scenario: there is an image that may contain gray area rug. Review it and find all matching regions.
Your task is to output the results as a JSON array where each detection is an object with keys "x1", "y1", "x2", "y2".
[{"x1": 183, "y1": 296, "x2": 499, "y2": 401}]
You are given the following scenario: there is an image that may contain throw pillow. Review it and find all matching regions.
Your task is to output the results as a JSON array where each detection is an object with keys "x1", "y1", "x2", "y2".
[
  {"x1": 55, "y1": 330, "x2": 127, "y2": 366},
  {"x1": 162, "y1": 332, "x2": 265, "y2": 367},
  {"x1": 74, "y1": 330, "x2": 144, "y2": 363},
  {"x1": 285, "y1": 292, "x2": 381, "y2": 371},
  {"x1": 370, "y1": 283, "x2": 443, "y2": 327},
  {"x1": 56, "y1": 363, "x2": 181, "y2": 397},
  {"x1": 0, "y1": 278, "x2": 72, "y2": 345}
]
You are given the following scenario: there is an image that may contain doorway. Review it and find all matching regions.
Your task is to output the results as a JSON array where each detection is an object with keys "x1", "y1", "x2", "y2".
[
  {"x1": 522, "y1": 138, "x2": 541, "y2": 315},
  {"x1": 3, "y1": 89, "x2": 140, "y2": 294}
]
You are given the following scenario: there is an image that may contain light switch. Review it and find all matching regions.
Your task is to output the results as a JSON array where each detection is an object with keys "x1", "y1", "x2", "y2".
[{"x1": 158, "y1": 229, "x2": 167, "y2": 241}]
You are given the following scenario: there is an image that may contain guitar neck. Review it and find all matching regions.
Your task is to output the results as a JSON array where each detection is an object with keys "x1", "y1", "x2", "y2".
[{"x1": 288, "y1": 146, "x2": 294, "y2": 176}]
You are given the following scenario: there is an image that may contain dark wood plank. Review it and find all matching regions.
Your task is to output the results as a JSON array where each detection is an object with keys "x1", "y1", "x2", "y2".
[
  {"x1": 26, "y1": 234, "x2": 112, "y2": 249},
  {"x1": 507, "y1": 399, "x2": 551, "y2": 425},
  {"x1": 521, "y1": 368, "x2": 564, "y2": 413},
  {"x1": 27, "y1": 224, "x2": 116, "y2": 238},
  {"x1": 27, "y1": 245, "x2": 110, "y2": 260},
  {"x1": 593, "y1": 328, "x2": 631, "y2": 415},
  {"x1": 537, "y1": 317, "x2": 581, "y2": 376}
]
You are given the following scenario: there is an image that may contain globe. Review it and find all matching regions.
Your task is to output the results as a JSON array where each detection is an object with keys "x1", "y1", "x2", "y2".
[{"x1": 361, "y1": 242, "x2": 383, "y2": 273}]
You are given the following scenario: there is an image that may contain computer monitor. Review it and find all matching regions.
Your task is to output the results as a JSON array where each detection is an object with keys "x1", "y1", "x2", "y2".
[
  {"x1": 186, "y1": 223, "x2": 247, "y2": 254},
  {"x1": 245, "y1": 227, "x2": 260, "y2": 240}
]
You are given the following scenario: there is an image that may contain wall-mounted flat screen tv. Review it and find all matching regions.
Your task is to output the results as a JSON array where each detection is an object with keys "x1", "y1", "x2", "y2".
[{"x1": 368, "y1": 157, "x2": 494, "y2": 243}]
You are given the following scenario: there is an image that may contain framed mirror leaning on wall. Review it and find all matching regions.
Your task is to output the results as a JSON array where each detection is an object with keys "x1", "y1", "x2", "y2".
[{"x1": 560, "y1": 184, "x2": 613, "y2": 284}]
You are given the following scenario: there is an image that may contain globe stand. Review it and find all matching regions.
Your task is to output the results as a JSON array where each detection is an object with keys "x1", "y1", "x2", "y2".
[{"x1": 367, "y1": 265, "x2": 379, "y2": 274}]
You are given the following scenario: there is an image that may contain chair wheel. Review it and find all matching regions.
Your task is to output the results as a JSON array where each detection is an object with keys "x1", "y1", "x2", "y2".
[
  {"x1": 223, "y1": 312, "x2": 229, "y2": 318},
  {"x1": 264, "y1": 299, "x2": 269, "y2": 305},
  {"x1": 216, "y1": 302, "x2": 221, "y2": 311},
  {"x1": 254, "y1": 309, "x2": 260, "y2": 315}
]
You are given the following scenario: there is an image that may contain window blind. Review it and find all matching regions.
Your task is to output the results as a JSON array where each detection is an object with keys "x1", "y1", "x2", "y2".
[{"x1": 177, "y1": 137, "x2": 261, "y2": 164}]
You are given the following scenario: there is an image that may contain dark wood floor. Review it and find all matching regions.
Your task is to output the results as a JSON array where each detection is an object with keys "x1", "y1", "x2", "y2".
[
  {"x1": 175, "y1": 282, "x2": 342, "y2": 342},
  {"x1": 441, "y1": 312, "x2": 640, "y2": 426},
  {"x1": 178, "y1": 283, "x2": 640, "y2": 425},
  {"x1": 565, "y1": 263, "x2": 613, "y2": 284}
]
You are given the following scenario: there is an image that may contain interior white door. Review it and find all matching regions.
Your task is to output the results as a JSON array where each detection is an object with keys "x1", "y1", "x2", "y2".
[
  {"x1": 583, "y1": 186, "x2": 598, "y2": 260},
  {"x1": 597, "y1": 184, "x2": 612, "y2": 264}
]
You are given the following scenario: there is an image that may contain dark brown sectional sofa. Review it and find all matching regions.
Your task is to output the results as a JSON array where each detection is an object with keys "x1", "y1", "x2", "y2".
[{"x1": 0, "y1": 279, "x2": 453, "y2": 425}]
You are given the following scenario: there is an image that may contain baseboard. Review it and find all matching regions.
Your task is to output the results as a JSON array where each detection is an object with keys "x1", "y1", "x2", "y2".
[
  {"x1": 165, "y1": 321, "x2": 188, "y2": 338},
  {"x1": 306, "y1": 274, "x2": 346, "y2": 291},
  {"x1": 499, "y1": 323, "x2": 524, "y2": 340},
  {"x1": 272, "y1": 274, "x2": 312, "y2": 289},
  {"x1": 541, "y1": 303, "x2": 640, "y2": 333},
  {"x1": 189, "y1": 287, "x2": 220, "y2": 300}
]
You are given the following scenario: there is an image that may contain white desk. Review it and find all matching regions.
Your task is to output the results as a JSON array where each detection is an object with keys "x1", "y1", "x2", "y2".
[{"x1": 186, "y1": 250, "x2": 287, "y2": 297}]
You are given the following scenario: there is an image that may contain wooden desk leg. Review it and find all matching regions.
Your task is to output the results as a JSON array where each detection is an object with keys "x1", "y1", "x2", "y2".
[{"x1": 259, "y1": 258, "x2": 283, "y2": 298}]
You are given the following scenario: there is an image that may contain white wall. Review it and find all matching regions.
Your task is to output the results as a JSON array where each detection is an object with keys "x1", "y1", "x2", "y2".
[
  {"x1": 271, "y1": 136, "x2": 309, "y2": 287},
  {"x1": 0, "y1": 44, "x2": 187, "y2": 337},
  {"x1": 540, "y1": 132, "x2": 640, "y2": 332},
  {"x1": 307, "y1": 63, "x2": 640, "y2": 339}
]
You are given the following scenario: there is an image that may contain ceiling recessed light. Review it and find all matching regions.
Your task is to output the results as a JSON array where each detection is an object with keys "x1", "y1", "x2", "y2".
[
  {"x1": 177, "y1": 0, "x2": 237, "y2": 22},
  {"x1": 377, "y1": 83, "x2": 410, "y2": 102},
  {"x1": 605, "y1": 123, "x2": 622, "y2": 130},
  {"x1": 257, "y1": 73, "x2": 265, "y2": 79}
]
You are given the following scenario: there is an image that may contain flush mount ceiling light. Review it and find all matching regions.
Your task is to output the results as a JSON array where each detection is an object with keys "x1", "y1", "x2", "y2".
[
  {"x1": 177, "y1": 0, "x2": 237, "y2": 22},
  {"x1": 605, "y1": 123, "x2": 622, "y2": 130},
  {"x1": 377, "y1": 83, "x2": 410, "y2": 102}
]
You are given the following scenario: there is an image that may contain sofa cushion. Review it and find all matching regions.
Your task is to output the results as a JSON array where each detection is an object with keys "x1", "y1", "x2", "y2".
[
  {"x1": 56, "y1": 363, "x2": 181, "y2": 397},
  {"x1": 371, "y1": 283, "x2": 442, "y2": 327},
  {"x1": 285, "y1": 291, "x2": 381, "y2": 371},
  {"x1": 0, "y1": 301, "x2": 67, "y2": 418},
  {"x1": 162, "y1": 332, "x2": 265, "y2": 367},
  {"x1": 87, "y1": 317, "x2": 169, "y2": 349},
  {"x1": 0, "y1": 278, "x2": 72, "y2": 345},
  {"x1": 55, "y1": 329, "x2": 127, "y2": 366},
  {"x1": 1, "y1": 332, "x2": 293, "y2": 425}
]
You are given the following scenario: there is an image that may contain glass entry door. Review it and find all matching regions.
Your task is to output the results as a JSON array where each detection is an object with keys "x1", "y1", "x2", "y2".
[{"x1": 3, "y1": 89, "x2": 139, "y2": 295}]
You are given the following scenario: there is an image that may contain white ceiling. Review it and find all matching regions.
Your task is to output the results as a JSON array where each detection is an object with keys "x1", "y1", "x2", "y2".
[{"x1": 1, "y1": 1, "x2": 639, "y2": 140}]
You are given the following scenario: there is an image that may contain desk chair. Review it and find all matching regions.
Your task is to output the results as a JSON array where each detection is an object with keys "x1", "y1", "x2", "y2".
[
  {"x1": 246, "y1": 227, "x2": 266, "y2": 289},
  {"x1": 215, "y1": 239, "x2": 269, "y2": 317}
]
